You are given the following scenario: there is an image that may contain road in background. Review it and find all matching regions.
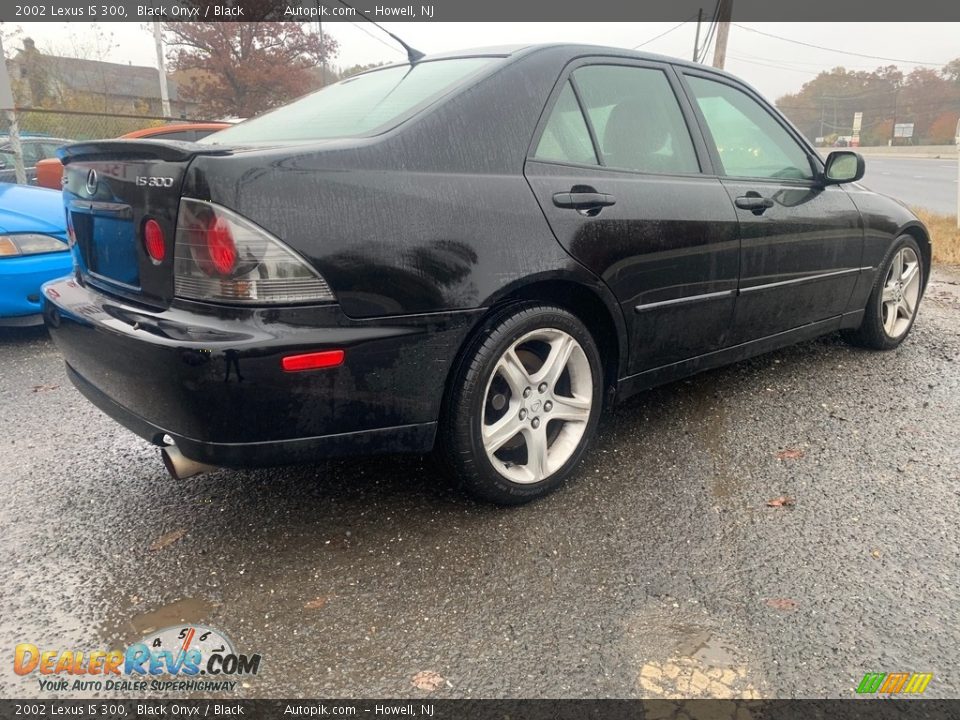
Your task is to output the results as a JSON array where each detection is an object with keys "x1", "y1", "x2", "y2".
[{"x1": 859, "y1": 156, "x2": 958, "y2": 216}]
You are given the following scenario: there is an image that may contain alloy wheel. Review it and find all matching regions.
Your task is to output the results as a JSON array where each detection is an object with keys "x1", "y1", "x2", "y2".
[
  {"x1": 480, "y1": 328, "x2": 593, "y2": 484},
  {"x1": 881, "y1": 246, "x2": 921, "y2": 339}
]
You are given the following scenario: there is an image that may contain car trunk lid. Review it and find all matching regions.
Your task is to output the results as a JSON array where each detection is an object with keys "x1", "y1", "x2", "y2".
[{"x1": 61, "y1": 139, "x2": 230, "y2": 309}]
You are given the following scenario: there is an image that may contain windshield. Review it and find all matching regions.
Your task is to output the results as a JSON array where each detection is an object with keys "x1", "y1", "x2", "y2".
[{"x1": 202, "y1": 58, "x2": 496, "y2": 144}]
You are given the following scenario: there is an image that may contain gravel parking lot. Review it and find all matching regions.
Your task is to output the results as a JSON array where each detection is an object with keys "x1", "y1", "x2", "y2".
[{"x1": 1, "y1": 268, "x2": 958, "y2": 699}]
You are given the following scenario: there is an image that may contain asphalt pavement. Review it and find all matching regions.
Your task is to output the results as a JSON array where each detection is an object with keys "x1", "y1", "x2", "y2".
[
  {"x1": 1, "y1": 269, "x2": 959, "y2": 700},
  {"x1": 860, "y1": 156, "x2": 959, "y2": 217}
]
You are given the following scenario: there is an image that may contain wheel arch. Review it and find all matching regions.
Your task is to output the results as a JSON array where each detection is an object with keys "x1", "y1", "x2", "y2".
[
  {"x1": 899, "y1": 221, "x2": 932, "y2": 290},
  {"x1": 441, "y1": 273, "x2": 629, "y2": 416}
]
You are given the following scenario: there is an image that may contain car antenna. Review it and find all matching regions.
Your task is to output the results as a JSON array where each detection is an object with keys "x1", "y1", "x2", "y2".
[{"x1": 336, "y1": 1, "x2": 426, "y2": 64}]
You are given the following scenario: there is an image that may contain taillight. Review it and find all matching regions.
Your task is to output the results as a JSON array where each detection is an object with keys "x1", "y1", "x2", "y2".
[
  {"x1": 143, "y1": 219, "x2": 166, "y2": 263},
  {"x1": 173, "y1": 198, "x2": 335, "y2": 304}
]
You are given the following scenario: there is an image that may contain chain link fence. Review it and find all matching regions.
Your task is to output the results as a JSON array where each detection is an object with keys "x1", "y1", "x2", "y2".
[
  {"x1": 0, "y1": 107, "x2": 230, "y2": 185},
  {"x1": 1, "y1": 107, "x2": 225, "y2": 142}
]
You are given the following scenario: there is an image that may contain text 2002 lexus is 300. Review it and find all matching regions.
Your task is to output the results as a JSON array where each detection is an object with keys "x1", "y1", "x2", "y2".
[{"x1": 44, "y1": 44, "x2": 928, "y2": 504}]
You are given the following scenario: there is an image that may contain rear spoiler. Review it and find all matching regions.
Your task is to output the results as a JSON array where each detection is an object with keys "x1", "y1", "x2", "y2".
[{"x1": 58, "y1": 139, "x2": 232, "y2": 164}]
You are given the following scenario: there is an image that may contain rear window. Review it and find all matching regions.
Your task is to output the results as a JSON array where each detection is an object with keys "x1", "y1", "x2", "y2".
[{"x1": 202, "y1": 58, "x2": 496, "y2": 144}]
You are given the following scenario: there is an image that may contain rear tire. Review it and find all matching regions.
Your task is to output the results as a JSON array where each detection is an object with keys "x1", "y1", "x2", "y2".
[
  {"x1": 844, "y1": 234, "x2": 924, "y2": 351},
  {"x1": 439, "y1": 303, "x2": 603, "y2": 505}
]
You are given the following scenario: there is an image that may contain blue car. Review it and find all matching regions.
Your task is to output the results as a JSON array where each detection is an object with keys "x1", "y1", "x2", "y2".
[{"x1": 0, "y1": 182, "x2": 71, "y2": 326}]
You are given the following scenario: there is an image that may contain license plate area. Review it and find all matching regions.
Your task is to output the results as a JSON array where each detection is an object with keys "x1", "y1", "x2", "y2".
[{"x1": 71, "y1": 202, "x2": 139, "y2": 289}]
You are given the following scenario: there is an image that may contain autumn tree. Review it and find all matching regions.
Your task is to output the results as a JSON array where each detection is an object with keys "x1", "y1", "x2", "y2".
[
  {"x1": 776, "y1": 61, "x2": 960, "y2": 146},
  {"x1": 163, "y1": 22, "x2": 338, "y2": 118}
]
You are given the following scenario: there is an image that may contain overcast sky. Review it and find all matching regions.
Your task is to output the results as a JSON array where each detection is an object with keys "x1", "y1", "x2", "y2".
[{"x1": 7, "y1": 22, "x2": 959, "y2": 101}]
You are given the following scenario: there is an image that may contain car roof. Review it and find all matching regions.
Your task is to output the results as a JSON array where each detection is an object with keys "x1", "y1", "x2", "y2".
[{"x1": 416, "y1": 42, "x2": 739, "y2": 82}]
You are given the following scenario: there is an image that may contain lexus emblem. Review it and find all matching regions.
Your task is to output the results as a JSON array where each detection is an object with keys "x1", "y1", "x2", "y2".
[{"x1": 85, "y1": 168, "x2": 98, "y2": 196}]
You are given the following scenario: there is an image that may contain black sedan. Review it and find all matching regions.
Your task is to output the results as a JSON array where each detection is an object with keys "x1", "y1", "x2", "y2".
[{"x1": 43, "y1": 44, "x2": 928, "y2": 504}]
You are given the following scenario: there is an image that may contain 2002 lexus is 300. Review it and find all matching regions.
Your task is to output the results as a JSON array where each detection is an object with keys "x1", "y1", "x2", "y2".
[{"x1": 44, "y1": 44, "x2": 928, "y2": 504}]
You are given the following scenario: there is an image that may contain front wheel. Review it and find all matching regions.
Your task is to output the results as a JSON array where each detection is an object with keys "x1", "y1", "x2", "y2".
[
  {"x1": 844, "y1": 235, "x2": 925, "y2": 350},
  {"x1": 440, "y1": 304, "x2": 603, "y2": 505}
]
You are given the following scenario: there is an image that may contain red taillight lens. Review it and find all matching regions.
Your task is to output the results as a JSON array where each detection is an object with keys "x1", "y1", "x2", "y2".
[
  {"x1": 173, "y1": 198, "x2": 335, "y2": 304},
  {"x1": 206, "y1": 216, "x2": 237, "y2": 275},
  {"x1": 281, "y1": 350, "x2": 345, "y2": 372},
  {"x1": 143, "y1": 219, "x2": 166, "y2": 263}
]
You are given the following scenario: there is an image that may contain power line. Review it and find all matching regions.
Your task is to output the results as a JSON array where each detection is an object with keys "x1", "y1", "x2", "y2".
[
  {"x1": 731, "y1": 24, "x2": 946, "y2": 67},
  {"x1": 727, "y1": 54, "x2": 820, "y2": 75},
  {"x1": 697, "y1": 18, "x2": 719, "y2": 63},
  {"x1": 346, "y1": 19, "x2": 405, "y2": 55},
  {"x1": 696, "y1": 1, "x2": 721, "y2": 63},
  {"x1": 633, "y1": 16, "x2": 698, "y2": 49}
]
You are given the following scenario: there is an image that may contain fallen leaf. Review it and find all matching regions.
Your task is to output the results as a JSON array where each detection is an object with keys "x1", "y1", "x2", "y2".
[
  {"x1": 870, "y1": 548, "x2": 882, "y2": 559},
  {"x1": 149, "y1": 528, "x2": 186, "y2": 552},
  {"x1": 31, "y1": 384, "x2": 60, "y2": 393},
  {"x1": 304, "y1": 597, "x2": 329, "y2": 610},
  {"x1": 776, "y1": 448, "x2": 805, "y2": 461},
  {"x1": 765, "y1": 598, "x2": 798, "y2": 611},
  {"x1": 411, "y1": 670, "x2": 446, "y2": 692},
  {"x1": 766, "y1": 496, "x2": 796, "y2": 508}
]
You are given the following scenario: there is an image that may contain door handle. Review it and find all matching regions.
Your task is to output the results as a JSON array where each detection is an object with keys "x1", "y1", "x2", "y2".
[
  {"x1": 735, "y1": 195, "x2": 775, "y2": 214},
  {"x1": 553, "y1": 191, "x2": 617, "y2": 213}
]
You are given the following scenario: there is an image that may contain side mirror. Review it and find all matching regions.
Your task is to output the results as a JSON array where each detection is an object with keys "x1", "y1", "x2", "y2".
[
  {"x1": 0, "y1": 161, "x2": 6, "y2": 170},
  {"x1": 823, "y1": 151, "x2": 865, "y2": 184}
]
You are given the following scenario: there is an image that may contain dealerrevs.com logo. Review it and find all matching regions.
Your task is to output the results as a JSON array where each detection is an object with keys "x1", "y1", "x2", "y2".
[
  {"x1": 856, "y1": 672, "x2": 933, "y2": 696},
  {"x1": 14, "y1": 625, "x2": 261, "y2": 693}
]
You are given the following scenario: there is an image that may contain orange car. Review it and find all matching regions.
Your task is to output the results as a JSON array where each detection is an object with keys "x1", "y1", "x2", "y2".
[{"x1": 35, "y1": 122, "x2": 230, "y2": 190}]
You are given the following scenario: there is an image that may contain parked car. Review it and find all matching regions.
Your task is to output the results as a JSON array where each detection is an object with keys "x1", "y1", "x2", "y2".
[
  {"x1": 34, "y1": 123, "x2": 231, "y2": 190},
  {"x1": 0, "y1": 183, "x2": 71, "y2": 326},
  {"x1": 43, "y1": 44, "x2": 929, "y2": 504},
  {"x1": 0, "y1": 136, "x2": 73, "y2": 185}
]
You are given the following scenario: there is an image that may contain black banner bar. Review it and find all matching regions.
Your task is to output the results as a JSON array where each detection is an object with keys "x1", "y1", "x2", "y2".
[
  {"x1": 0, "y1": 700, "x2": 959, "y2": 720},
  {"x1": 2, "y1": 0, "x2": 960, "y2": 22}
]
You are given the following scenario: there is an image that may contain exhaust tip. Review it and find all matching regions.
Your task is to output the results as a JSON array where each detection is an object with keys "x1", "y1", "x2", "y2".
[{"x1": 161, "y1": 445, "x2": 216, "y2": 481}]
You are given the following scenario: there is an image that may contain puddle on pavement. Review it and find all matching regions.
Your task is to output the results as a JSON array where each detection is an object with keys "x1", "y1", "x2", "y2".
[
  {"x1": 673, "y1": 625, "x2": 740, "y2": 668},
  {"x1": 625, "y1": 610, "x2": 761, "y2": 699},
  {"x1": 101, "y1": 597, "x2": 214, "y2": 645},
  {"x1": 687, "y1": 389, "x2": 736, "y2": 500}
]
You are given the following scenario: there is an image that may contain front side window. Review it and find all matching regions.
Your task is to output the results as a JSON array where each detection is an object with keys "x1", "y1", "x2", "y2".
[
  {"x1": 573, "y1": 65, "x2": 700, "y2": 175},
  {"x1": 686, "y1": 75, "x2": 814, "y2": 180},
  {"x1": 203, "y1": 58, "x2": 495, "y2": 144}
]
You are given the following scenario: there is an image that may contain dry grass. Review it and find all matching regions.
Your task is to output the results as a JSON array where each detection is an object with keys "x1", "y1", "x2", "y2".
[{"x1": 911, "y1": 208, "x2": 960, "y2": 266}]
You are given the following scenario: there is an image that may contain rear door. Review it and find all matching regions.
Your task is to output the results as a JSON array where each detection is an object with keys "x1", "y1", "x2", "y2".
[
  {"x1": 680, "y1": 71, "x2": 864, "y2": 344},
  {"x1": 524, "y1": 58, "x2": 740, "y2": 374}
]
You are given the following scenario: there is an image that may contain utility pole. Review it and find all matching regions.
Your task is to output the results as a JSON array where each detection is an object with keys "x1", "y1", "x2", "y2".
[
  {"x1": 153, "y1": 21, "x2": 171, "y2": 117},
  {"x1": 318, "y1": 21, "x2": 327, "y2": 86},
  {"x1": 692, "y1": 8, "x2": 703, "y2": 62},
  {"x1": 712, "y1": 0, "x2": 733, "y2": 70},
  {"x1": 0, "y1": 34, "x2": 25, "y2": 185},
  {"x1": 955, "y1": 118, "x2": 959, "y2": 229}
]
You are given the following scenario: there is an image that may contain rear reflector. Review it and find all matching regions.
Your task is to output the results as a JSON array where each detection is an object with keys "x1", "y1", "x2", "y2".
[{"x1": 281, "y1": 350, "x2": 345, "y2": 372}]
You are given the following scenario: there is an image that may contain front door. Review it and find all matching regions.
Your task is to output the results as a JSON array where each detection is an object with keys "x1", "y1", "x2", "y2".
[
  {"x1": 524, "y1": 60, "x2": 741, "y2": 375},
  {"x1": 681, "y1": 72, "x2": 864, "y2": 344}
]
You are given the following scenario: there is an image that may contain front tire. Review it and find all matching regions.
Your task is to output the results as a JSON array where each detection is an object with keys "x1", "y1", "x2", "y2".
[
  {"x1": 844, "y1": 235, "x2": 924, "y2": 350},
  {"x1": 440, "y1": 304, "x2": 603, "y2": 505}
]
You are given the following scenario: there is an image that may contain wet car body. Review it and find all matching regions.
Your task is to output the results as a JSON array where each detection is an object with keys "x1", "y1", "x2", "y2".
[{"x1": 43, "y1": 44, "x2": 928, "y2": 477}]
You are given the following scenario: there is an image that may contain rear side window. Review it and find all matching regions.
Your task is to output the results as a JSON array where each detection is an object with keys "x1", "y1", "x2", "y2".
[
  {"x1": 534, "y1": 82, "x2": 598, "y2": 166},
  {"x1": 203, "y1": 58, "x2": 495, "y2": 144},
  {"x1": 574, "y1": 65, "x2": 700, "y2": 175}
]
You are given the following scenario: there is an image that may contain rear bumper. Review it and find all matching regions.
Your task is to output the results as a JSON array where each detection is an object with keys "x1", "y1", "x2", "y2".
[
  {"x1": 0, "y1": 252, "x2": 72, "y2": 323},
  {"x1": 43, "y1": 278, "x2": 481, "y2": 467}
]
